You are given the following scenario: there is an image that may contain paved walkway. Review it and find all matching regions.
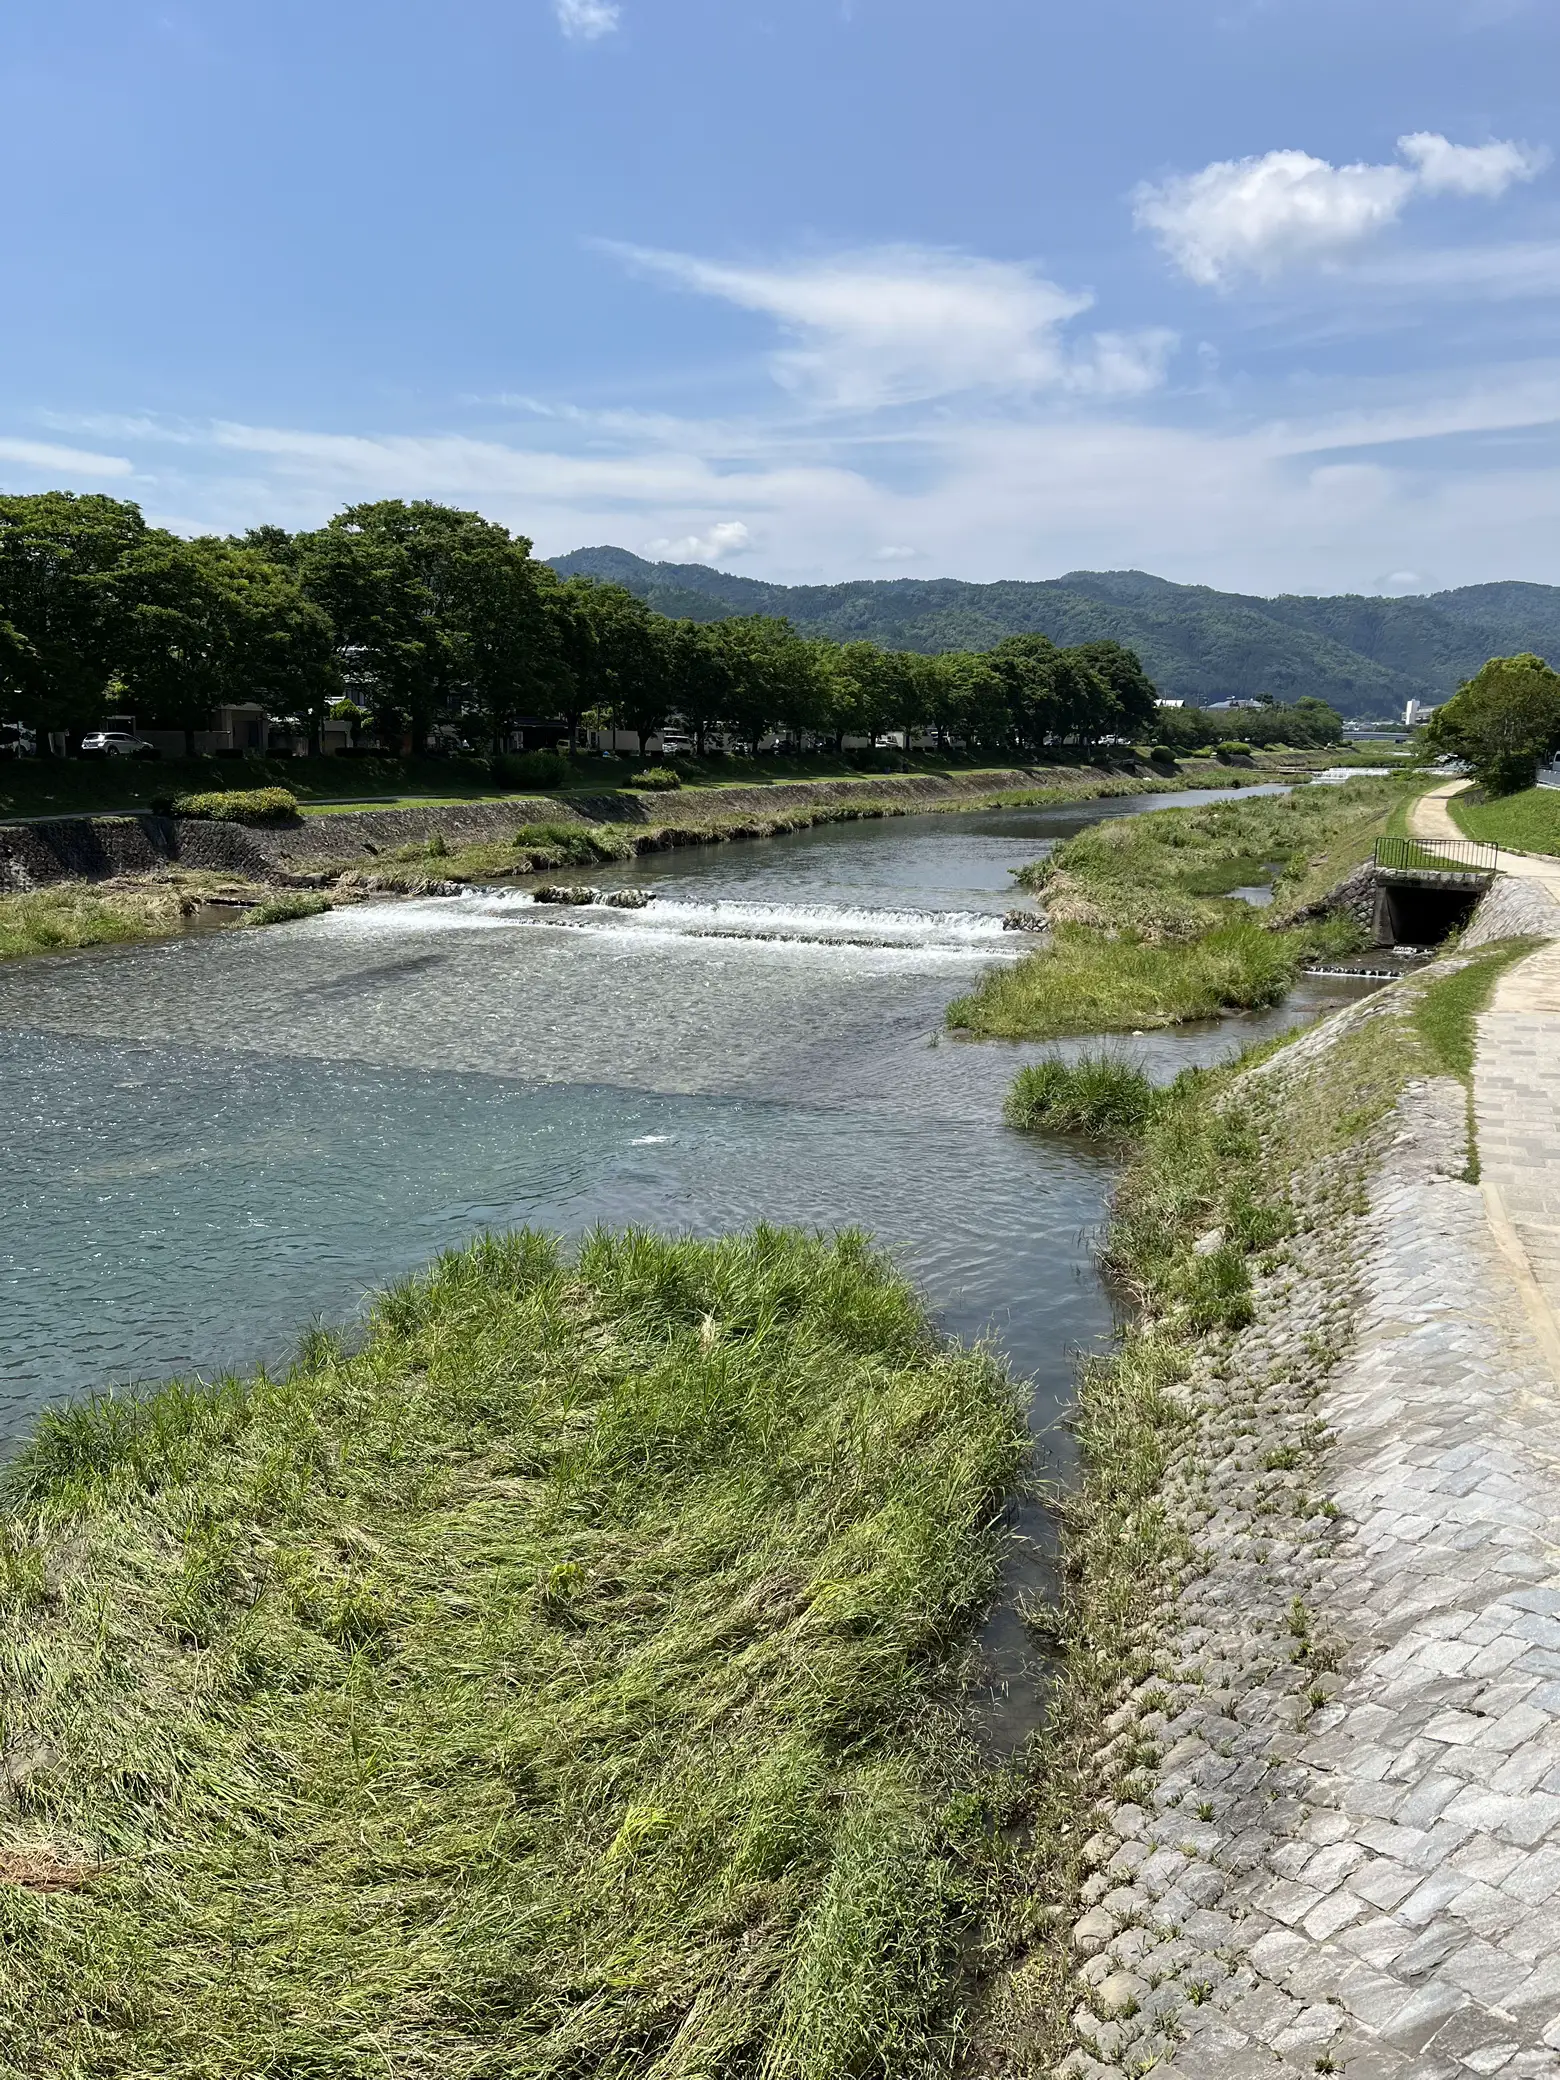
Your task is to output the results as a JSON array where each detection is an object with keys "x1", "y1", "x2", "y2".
[{"x1": 1059, "y1": 853, "x2": 1560, "y2": 2076}]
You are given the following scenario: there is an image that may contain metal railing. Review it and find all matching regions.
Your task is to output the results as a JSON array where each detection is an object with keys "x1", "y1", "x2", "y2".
[{"x1": 1373, "y1": 835, "x2": 1499, "y2": 877}]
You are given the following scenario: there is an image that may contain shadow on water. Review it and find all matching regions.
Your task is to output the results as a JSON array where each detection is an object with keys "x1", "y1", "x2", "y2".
[{"x1": 0, "y1": 785, "x2": 1381, "y2": 1751}]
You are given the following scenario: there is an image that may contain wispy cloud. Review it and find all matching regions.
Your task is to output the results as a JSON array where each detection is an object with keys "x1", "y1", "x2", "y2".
[
  {"x1": 0, "y1": 436, "x2": 134, "y2": 479},
  {"x1": 1134, "y1": 131, "x2": 1549, "y2": 284},
  {"x1": 553, "y1": 0, "x2": 620, "y2": 43},
  {"x1": 610, "y1": 243, "x2": 1176, "y2": 408}
]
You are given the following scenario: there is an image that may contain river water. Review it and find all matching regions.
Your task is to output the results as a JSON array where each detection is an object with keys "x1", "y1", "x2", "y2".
[{"x1": 0, "y1": 787, "x2": 1373, "y2": 1735}]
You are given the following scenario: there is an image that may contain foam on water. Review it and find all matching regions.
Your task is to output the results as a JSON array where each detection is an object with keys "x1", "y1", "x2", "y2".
[{"x1": 315, "y1": 886, "x2": 1019, "y2": 959}]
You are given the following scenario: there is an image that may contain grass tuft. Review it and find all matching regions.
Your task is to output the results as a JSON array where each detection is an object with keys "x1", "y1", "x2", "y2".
[
  {"x1": 1005, "y1": 1052, "x2": 1158, "y2": 1138},
  {"x1": 240, "y1": 890, "x2": 332, "y2": 927}
]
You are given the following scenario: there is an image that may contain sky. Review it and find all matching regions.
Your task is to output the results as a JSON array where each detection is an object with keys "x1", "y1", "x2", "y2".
[{"x1": 3, "y1": 0, "x2": 1560, "y2": 596}]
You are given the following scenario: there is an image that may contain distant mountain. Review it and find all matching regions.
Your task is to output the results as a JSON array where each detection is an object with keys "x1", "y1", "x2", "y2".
[{"x1": 548, "y1": 548, "x2": 1560, "y2": 717}]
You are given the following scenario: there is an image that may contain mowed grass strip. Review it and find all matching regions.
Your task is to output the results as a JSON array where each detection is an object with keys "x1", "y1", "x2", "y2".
[
  {"x1": 1449, "y1": 783, "x2": 1560, "y2": 857},
  {"x1": 0, "y1": 1225, "x2": 1026, "y2": 2080}
]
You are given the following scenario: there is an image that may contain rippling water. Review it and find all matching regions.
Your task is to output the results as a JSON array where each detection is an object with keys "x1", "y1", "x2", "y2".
[{"x1": 0, "y1": 787, "x2": 1372, "y2": 1737}]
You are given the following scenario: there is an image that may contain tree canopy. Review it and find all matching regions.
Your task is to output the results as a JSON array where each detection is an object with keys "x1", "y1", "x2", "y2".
[
  {"x1": 0, "y1": 488, "x2": 1358, "y2": 761},
  {"x1": 1423, "y1": 653, "x2": 1560, "y2": 795}
]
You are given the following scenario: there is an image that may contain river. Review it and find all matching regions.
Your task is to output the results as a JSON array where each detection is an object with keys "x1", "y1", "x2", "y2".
[{"x1": 0, "y1": 787, "x2": 1375, "y2": 1734}]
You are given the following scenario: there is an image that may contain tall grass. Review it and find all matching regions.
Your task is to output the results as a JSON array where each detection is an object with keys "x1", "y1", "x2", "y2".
[
  {"x1": 0, "y1": 1225, "x2": 1026, "y2": 2079},
  {"x1": 0, "y1": 881, "x2": 189, "y2": 960},
  {"x1": 950, "y1": 918, "x2": 1308, "y2": 1039},
  {"x1": 1019, "y1": 778, "x2": 1403, "y2": 937}
]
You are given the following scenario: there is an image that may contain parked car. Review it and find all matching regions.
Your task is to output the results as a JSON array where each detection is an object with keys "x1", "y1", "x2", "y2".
[{"x1": 81, "y1": 730, "x2": 159, "y2": 758}]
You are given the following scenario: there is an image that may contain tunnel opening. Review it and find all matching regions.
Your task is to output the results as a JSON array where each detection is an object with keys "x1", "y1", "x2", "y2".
[{"x1": 1375, "y1": 879, "x2": 1484, "y2": 948}]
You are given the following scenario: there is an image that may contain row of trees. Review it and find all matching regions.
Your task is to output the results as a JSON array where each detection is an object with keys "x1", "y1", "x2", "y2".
[{"x1": 0, "y1": 490, "x2": 1335, "y2": 762}]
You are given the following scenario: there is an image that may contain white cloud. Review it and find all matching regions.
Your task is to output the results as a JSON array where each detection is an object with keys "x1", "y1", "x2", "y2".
[
  {"x1": 80, "y1": 354, "x2": 1560, "y2": 604},
  {"x1": 0, "y1": 436, "x2": 134, "y2": 479},
  {"x1": 553, "y1": 0, "x2": 620, "y2": 42},
  {"x1": 1135, "y1": 131, "x2": 1548, "y2": 284},
  {"x1": 611, "y1": 243, "x2": 1175, "y2": 408},
  {"x1": 1398, "y1": 131, "x2": 1547, "y2": 197},
  {"x1": 643, "y1": 520, "x2": 752, "y2": 563}
]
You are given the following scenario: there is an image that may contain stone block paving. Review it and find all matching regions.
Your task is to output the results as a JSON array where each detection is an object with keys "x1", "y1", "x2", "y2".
[
  {"x1": 1061, "y1": 1066, "x2": 1560, "y2": 2080},
  {"x1": 1480, "y1": 942, "x2": 1560, "y2": 1304}
]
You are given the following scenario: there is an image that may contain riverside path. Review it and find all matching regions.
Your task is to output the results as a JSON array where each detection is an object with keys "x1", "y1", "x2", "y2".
[{"x1": 1055, "y1": 794, "x2": 1560, "y2": 2080}]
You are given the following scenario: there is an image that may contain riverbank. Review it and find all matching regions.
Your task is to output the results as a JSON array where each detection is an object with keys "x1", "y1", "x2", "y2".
[
  {"x1": 0, "y1": 745, "x2": 1339, "y2": 822},
  {"x1": 0, "y1": 1226, "x2": 1025, "y2": 2076},
  {"x1": 948, "y1": 778, "x2": 1407, "y2": 1040},
  {"x1": 974, "y1": 926, "x2": 1557, "y2": 2073},
  {"x1": 0, "y1": 762, "x2": 1289, "y2": 963}
]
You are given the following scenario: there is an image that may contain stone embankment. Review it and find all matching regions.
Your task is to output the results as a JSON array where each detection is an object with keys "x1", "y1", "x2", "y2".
[
  {"x1": 1053, "y1": 894, "x2": 1560, "y2": 2080},
  {"x1": 0, "y1": 765, "x2": 1297, "y2": 894},
  {"x1": 0, "y1": 764, "x2": 1197, "y2": 892}
]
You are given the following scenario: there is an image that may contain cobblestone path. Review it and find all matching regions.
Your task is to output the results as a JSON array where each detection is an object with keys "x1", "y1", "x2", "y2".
[{"x1": 1061, "y1": 949, "x2": 1560, "y2": 2077}]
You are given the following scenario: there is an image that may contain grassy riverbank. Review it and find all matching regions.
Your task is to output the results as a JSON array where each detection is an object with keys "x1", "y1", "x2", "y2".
[
  {"x1": 0, "y1": 873, "x2": 279, "y2": 961},
  {"x1": 0, "y1": 1226, "x2": 1026, "y2": 2079},
  {"x1": 317, "y1": 769, "x2": 1273, "y2": 890},
  {"x1": 948, "y1": 780, "x2": 1405, "y2": 1040},
  {"x1": 1449, "y1": 783, "x2": 1560, "y2": 856}
]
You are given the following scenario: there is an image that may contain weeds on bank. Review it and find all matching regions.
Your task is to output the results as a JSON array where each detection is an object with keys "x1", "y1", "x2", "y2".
[
  {"x1": 950, "y1": 916, "x2": 1359, "y2": 1040},
  {"x1": 0, "y1": 1225, "x2": 1027, "y2": 2080},
  {"x1": 1411, "y1": 936, "x2": 1545, "y2": 1080},
  {"x1": 0, "y1": 882, "x2": 191, "y2": 960},
  {"x1": 955, "y1": 783, "x2": 1404, "y2": 1042},
  {"x1": 240, "y1": 891, "x2": 332, "y2": 927}
]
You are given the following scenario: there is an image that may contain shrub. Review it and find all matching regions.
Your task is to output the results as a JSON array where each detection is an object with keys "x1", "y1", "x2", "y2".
[
  {"x1": 630, "y1": 766, "x2": 682, "y2": 791},
  {"x1": 169, "y1": 787, "x2": 301, "y2": 825},
  {"x1": 499, "y1": 750, "x2": 573, "y2": 791},
  {"x1": 1148, "y1": 744, "x2": 1179, "y2": 765},
  {"x1": 1005, "y1": 1053, "x2": 1158, "y2": 1137},
  {"x1": 1216, "y1": 741, "x2": 1254, "y2": 760}
]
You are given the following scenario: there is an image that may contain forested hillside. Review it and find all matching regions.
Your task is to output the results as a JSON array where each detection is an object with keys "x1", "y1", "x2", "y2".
[{"x1": 550, "y1": 549, "x2": 1560, "y2": 717}]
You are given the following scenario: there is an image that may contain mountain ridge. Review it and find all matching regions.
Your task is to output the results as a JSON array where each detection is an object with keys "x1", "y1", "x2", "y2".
[{"x1": 547, "y1": 547, "x2": 1560, "y2": 716}]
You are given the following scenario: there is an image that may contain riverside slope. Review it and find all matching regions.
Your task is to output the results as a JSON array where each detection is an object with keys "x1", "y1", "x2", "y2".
[{"x1": 1041, "y1": 883, "x2": 1560, "y2": 2080}]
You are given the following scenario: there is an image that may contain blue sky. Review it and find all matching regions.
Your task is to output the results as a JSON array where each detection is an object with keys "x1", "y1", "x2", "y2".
[{"x1": 4, "y1": 0, "x2": 1560, "y2": 594}]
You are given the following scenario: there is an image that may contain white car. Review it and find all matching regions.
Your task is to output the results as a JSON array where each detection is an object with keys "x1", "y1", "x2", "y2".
[{"x1": 81, "y1": 730, "x2": 158, "y2": 758}]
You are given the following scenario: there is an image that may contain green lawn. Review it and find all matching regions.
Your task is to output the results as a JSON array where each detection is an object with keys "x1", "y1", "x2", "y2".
[
  {"x1": 0, "y1": 1226, "x2": 1026, "y2": 2079},
  {"x1": 1449, "y1": 784, "x2": 1560, "y2": 856}
]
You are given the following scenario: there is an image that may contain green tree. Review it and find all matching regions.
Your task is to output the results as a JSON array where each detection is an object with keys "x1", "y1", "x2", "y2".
[
  {"x1": 296, "y1": 502, "x2": 529, "y2": 754},
  {"x1": 1066, "y1": 640, "x2": 1159, "y2": 741},
  {"x1": 1424, "y1": 654, "x2": 1560, "y2": 795},
  {"x1": 110, "y1": 537, "x2": 335, "y2": 757},
  {"x1": 567, "y1": 580, "x2": 669, "y2": 755},
  {"x1": 663, "y1": 619, "x2": 734, "y2": 756},
  {"x1": 0, "y1": 492, "x2": 148, "y2": 753}
]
